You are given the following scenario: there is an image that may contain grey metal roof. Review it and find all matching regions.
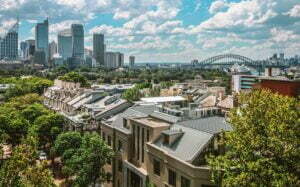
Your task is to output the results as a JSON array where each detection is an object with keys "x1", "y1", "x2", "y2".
[
  {"x1": 153, "y1": 124, "x2": 213, "y2": 162},
  {"x1": 150, "y1": 111, "x2": 181, "y2": 123},
  {"x1": 176, "y1": 116, "x2": 232, "y2": 134},
  {"x1": 109, "y1": 105, "x2": 157, "y2": 134}
]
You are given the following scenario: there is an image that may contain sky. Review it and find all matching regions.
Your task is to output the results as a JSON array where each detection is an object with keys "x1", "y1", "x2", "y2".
[{"x1": 0, "y1": 0, "x2": 300, "y2": 62}]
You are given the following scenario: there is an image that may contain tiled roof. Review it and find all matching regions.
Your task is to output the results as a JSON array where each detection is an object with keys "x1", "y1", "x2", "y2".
[{"x1": 176, "y1": 116, "x2": 232, "y2": 134}]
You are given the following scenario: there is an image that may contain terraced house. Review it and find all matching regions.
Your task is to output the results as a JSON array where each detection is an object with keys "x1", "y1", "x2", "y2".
[{"x1": 100, "y1": 103, "x2": 232, "y2": 187}]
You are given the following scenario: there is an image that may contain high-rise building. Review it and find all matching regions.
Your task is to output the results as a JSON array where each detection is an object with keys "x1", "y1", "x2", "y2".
[
  {"x1": 129, "y1": 56, "x2": 135, "y2": 67},
  {"x1": 20, "y1": 41, "x2": 27, "y2": 59},
  {"x1": 71, "y1": 24, "x2": 84, "y2": 59},
  {"x1": 93, "y1": 33, "x2": 105, "y2": 66},
  {"x1": 0, "y1": 21, "x2": 18, "y2": 60},
  {"x1": 24, "y1": 40, "x2": 35, "y2": 60},
  {"x1": 105, "y1": 52, "x2": 124, "y2": 68},
  {"x1": 35, "y1": 19, "x2": 49, "y2": 64},
  {"x1": 58, "y1": 29, "x2": 73, "y2": 60},
  {"x1": 49, "y1": 41, "x2": 57, "y2": 60}
]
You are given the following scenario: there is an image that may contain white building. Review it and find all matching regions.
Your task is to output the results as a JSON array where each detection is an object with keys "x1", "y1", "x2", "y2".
[{"x1": 105, "y1": 52, "x2": 124, "y2": 68}]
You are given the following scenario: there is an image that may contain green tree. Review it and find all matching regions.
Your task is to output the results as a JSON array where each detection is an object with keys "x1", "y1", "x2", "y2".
[
  {"x1": 208, "y1": 90, "x2": 300, "y2": 186},
  {"x1": 67, "y1": 133, "x2": 114, "y2": 187},
  {"x1": 33, "y1": 113, "x2": 64, "y2": 150},
  {"x1": 58, "y1": 72, "x2": 90, "y2": 87},
  {"x1": 122, "y1": 87, "x2": 142, "y2": 102},
  {"x1": 0, "y1": 136, "x2": 55, "y2": 187}
]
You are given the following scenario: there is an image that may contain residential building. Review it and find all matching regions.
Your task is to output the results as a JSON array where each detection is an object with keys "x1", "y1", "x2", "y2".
[
  {"x1": 232, "y1": 74, "x2": 258, "y2": 93},
  {"x1": 0, "y1": 21, "x2": 18, "y2": 60},
  {"x1": 254, "y1": 77, "x2": 300, "y2": 97},
  {"x1": 99, "y1": 103, "x2": 232, "y2": 187},
  {"x1": 58, "y1": 29, "x2": 73, "y2": 60},
  {"x1": 93, "y1": 33, "x2": 105, "y2": 66},
  {"x1": 129, "y1": 56, "x2": 135, "y2": 68},
  {"x1": 71, "y1": 24, "x2": 84, "y2": 59},
  {"x1": 105, "y1": 52, "x2": 124, "y2": 68},
  {"x1": 35, "y1": 19, "x2": 49, "y2": 64}
]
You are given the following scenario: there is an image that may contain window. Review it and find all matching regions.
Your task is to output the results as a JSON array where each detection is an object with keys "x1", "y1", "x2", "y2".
[
  {"x1": 108, "y1": 136, "x2": 111, "y2": 146},
  {"x1": 118, "y1": 140, "x2": 123, "y2": 151},
  {"x1": 102, "y1": 132, "x2": 106, "y2": 141},
  {"x1": 142, "y1": 128, "x2": 145, "y2": 162},
  {"x1": 164, "y1": 135, "x2": 169, "y2": 145},
  {"x1": 153, "y1": 159, "x2": 160, "y2": 176},
  {"x1": 137, "y1": 126, "x2": 140, "y2": 160},
  {"x1": 123, "y1": 118, "x2": 128, "y2": 128},
  {"x1": 132, "y1": 125, "x2": 135, "y2": 155},
  {"x1": 118, "y1": 160, "x2": 123, "y2": 172},
  {"x1": 147, "y1": 129, "x2": 150, "y2": 141},
  {"x1": 168, "y1": 169, "x2": 176, "y2": 186},
  {"x1": 181, "y1": 176, "x2": 190, "y2": 187}
]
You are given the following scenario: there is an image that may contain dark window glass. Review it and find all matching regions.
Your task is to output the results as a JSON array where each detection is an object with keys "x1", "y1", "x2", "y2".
[
  {"x1": 153, "y1": 159, "x2": 160, "y2": 176},
  {"x1": 181, "y1": 176, "x2": 190, "y2": 187},
  {"x1": 118, "y1": 160, "x2": 123, "y2": 172},
  {"x1": 168, "y1": 169, "x2": 176, "y2": 186},
  {"x1": 142, "y1": 128, "x2": 145, "y2": 163},
  {"x1": 102, "y1": 132, "x2": 106, "y2": 141},
  {"x1": 147, "y1": 129, "x2": 150, "y2": 141},
  {"x1": 118, "y1": 140, "x2": 122, "y2": 151},
  {"x1": 137, "y1": 126, "x2": 140, "y2": 160},
  {"x1": 108, "y1": 135, "x2": 111, "y2": 146}
]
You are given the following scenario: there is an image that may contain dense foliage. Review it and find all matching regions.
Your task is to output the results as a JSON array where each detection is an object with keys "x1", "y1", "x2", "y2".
[
  {"x1": 0, "y1": 77, "x2": 53, "y2": 100},
  {"x1": 54, "y1": 132, "x2": 114, "y2": 186},
  {"x1": 58, "y1": 72, "x2": 90, "y2": 87},
  {"x1": 0, "y1": 93, "x2": 63, "y2": 146},
  {"x1": 0, "y1": 136, "x2": 55, "y2": 187},
  {"x1": 208, "y1": 90, "x2": 300, "y2": 186}
]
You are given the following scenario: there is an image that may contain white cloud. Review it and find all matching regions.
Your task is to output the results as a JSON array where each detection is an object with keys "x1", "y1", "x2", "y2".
[
  {"x1": 209, "y1": 0, "x2": 228, "y2": 14},
  {"x1": 113, "y1": 9, "x2": 131, "y2": 20},
  {"x1": 270, "y1": 28, "x2": 297, "y2": 42},
  {"x1": 285, "y1": 5, "x2": 300, "y2": 17}
]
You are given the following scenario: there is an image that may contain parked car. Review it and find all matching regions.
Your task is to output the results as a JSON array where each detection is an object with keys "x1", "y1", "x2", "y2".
[{"x1": 39, "y1": 151, "x2": 47, "y2": 161}]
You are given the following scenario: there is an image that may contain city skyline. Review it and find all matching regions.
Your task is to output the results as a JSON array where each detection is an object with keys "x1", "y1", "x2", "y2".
[{"x1": 0, "y1": 0, "x2": 300, "y2": 62}]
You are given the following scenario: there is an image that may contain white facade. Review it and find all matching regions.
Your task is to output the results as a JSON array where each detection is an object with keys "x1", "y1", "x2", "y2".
[{"x1": 105, "y1": 52, "x2": 124, "y2": 68}]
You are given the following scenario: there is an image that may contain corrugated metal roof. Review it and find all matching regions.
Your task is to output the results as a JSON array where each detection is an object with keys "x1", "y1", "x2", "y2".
[
  {"x1": 153, "y1": 124, "x2": 213, "y2": 162},
  {"x1": 150, "y1": 111, "x2": 181, "y2": 123},
  {"x1": 176, "y1": 116, "x2": 232, "y2": 134}
]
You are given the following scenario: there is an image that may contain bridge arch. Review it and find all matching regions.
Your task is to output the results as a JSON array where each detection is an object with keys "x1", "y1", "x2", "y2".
[{"x1": 198, "y1": 54, "x2": 256, "y2": 66}]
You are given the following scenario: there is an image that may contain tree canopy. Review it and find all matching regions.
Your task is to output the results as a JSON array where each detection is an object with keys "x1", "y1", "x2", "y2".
[
  {"x1": 58, "y1": 72, "x2": 90, "y2": 87},
  {"x1": 208, "y1": 90, "x2": 300, "y2": 186},
  {"x1": 54, "y1": 132, "x2": 114, "y2": 186},
  {"x1": 0, "y1": 77, "x2": 53, "y2": 100}
]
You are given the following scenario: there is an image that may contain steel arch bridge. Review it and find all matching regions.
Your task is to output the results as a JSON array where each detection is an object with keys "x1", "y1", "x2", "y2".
[{"x1": 198, "y1": 54, "x2": 258, "y2": 67}]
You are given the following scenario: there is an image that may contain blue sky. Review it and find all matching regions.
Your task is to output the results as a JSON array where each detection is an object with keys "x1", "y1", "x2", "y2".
[{"x1": 0, "y1": 0, "x2": 300, "y2": 62}]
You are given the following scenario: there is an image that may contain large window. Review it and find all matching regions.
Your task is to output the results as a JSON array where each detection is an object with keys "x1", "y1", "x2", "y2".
[
  {"x1": 142, "y1": 128, "x2": 145, "y2": 163},
  {"x1": 108, "y1": 135, "x2": 111, "y2": 146},
  {"x1": 147, "y1": 129, "x2": 150, "y2": 141},
  {"x1": 153, "y1": 159, "x2": 160, "y2": 176},
  {"x1": 102, "y1": 132, "x2": 106, "y2": 141},
  {"x1": 118, "y1": 160, "x2": 123, "y2": 172},
  {"x1": 118, "y1": 140, "x2": 123, "y2": 151},
  {"x1": 168, "y1": 169, "x2": 176, "y2": 186},
  {"x1": 181, "y1": 176, "x2": 190, "y2": 187}
]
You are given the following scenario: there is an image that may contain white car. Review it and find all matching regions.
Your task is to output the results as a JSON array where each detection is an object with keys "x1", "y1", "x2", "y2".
[{"x1": 39, "y1": 151, "x2": 47, "y2": 160}]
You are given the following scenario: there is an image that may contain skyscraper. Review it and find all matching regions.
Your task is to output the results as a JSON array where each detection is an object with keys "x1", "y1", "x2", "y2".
[
  {"x1": 58, "y1": 29, "x2": 73, "y2": 60},
  {"x1": 49, "y1": 41, "x2": 57, "y2": 60},
  {"x1": 24, "y1": 40, "x2": 35, "y2": 60},
  {"x1": 35, "y1": 19, "x2": 49, "y2": 64},
  {"x1": 20, "y1": 41, "x2": 27, "y2": 59},
  {"x1": 93, "y1": 33, "x2": 105, "y2": 66},
  {"x1": 71, "y1": 24, "x2": 84, "y2": 59},
  {"x1": 0, "y1": 21, "x2": 18, "y2": 60},
  {"x1": 129, "y1": 56, "x2": 135, "y2": 67}
]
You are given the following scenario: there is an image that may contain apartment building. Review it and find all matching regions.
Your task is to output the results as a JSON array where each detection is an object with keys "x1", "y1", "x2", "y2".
[{"x1": 99, "y1": 104, "x2": 232, "y2": 187}]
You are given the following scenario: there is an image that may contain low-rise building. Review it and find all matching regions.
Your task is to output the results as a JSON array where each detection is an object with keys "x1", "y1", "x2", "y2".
[{"x1": 99, "y1": 103, "x2": 232, "y2": 187}]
